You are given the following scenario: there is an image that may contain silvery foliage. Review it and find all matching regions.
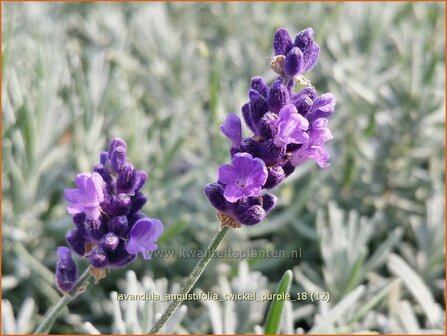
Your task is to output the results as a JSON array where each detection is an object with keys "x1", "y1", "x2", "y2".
[
  {"x1": 196, "y1": 261, "x2": 269, "y2": 334},
  {"x1": 81, "y1": 271, "x2": 188, "y2": 334},
  {"x1": 2, "y1": 2, "x2": 444, "y2": 334}
]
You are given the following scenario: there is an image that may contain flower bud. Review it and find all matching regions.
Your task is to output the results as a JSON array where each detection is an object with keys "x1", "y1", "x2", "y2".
[
  {"x1": 66, "y1": 229, "x2": 87, "y2": 256},
  {"x1": 110, "y1": 146, "x2": 128, "y2": 173},
  {"x1": 204, "y1": 183, "x2": 228, "y2": 212},
  {"x1": 55, "y1": 246, "x2": 78, "y2": 293},
  {"x1": 89, "y1": 247, "x2": 109, "y2": 268}
]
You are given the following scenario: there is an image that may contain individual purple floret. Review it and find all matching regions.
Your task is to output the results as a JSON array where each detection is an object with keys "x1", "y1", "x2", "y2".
[
  {"x1": 55, "y1": 247, "x2": 78, "y2": 293},
  {"x1": 64, "y1": 173, "x2": 105, "y2": 221},
  {"x1": 126, "y1": 218, "x2": 164, "y2": 259},
  {"x1": 272, "y1": 27, "x2": 320, "y2": 78},
  {"x1": 61, "y1": 138, "x2": 164, "y2": 275},
  {"x1": 273, "y1": 104, "x2": 309, "y2": 147},
  {"x1": 218, "y1": 153, "x2": 268, "y2": 202},
  {"x1": 204, "y1": 27, "x2": 335, "y2": 227},
  {"x1": 290, "y1": 118, "x2": 333, "y2": 168}
]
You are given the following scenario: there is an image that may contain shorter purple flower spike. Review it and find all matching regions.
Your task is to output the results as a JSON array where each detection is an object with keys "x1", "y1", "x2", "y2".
[
  {"x1": 64, "y1": 172, "x2": 105, "y2": 221},
  {"x1": 126, "y1": 218, "x2": 164, "y2": 259},
  {"x1": 306, "y1": 93, "x2": 336, "y2": 122},
  {"x1": 221, "y1": 113, "x2": 243, "y2": 148},
  {"x1": 63, "y1": 137, "x2": 163, "y2": 272},
  {"x1": 290, "y1": 118, "x2": 333, "y2": 168},
  {"x1": 274, "y1": 104, "x2": 309, "y2": 148},
  {"x1": 273, "y1": 28, "x2": 293, "y2": 56},
  {"x1": 55, "y1": 247, "x2": 78, "y2": 293},
  {"x1": 218, "y1": 153, "x2": 268, "y2": 203},
  {"x1": 267, "y1": 79, "x2": 290, "y2": 114},
  {"x1": 284, "y1": 47, "x2": 304, "y2": 77}
]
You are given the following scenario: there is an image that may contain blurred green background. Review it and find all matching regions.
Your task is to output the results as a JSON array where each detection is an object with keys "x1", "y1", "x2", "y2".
[{"x1": 2, "y1": 2, "x2": 445, "y2": 334}]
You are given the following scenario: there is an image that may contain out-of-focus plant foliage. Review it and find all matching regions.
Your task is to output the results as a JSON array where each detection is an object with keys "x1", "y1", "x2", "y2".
[{"x1": 2, "y1": 2, "x2": 445, "y2": 334}]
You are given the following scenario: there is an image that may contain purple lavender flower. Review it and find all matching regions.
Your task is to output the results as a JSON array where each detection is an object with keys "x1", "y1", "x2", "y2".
[
  {"x1": 55, "y1": 246, "x2": 78, "y2": 293},
  {"x1": 218, "y1": 153, "x2": 268, "y2": 202},
  {"x1": 205, "y1": 27, "x2": 334, "y2": 227},
  {"x1": 61, "y1": 138, "x2": 164, "y2": 273},
  {"x1": 290, "y1": 118, "x2": 333, "y2": 168},
  {"x1": 64, "y1": 173, "x2": 105, "y2": 221},
  {"x1": 125, "y1": 218, "x2": 164, "y2": 259},
  {"x1": 273, "y1": 104, "x2": 309, "y2": 147}
]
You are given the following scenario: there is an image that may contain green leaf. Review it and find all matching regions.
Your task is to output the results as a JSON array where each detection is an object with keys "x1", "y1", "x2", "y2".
[{"x1": 264, "y1": 270, "x2": 293, "y2": 335}]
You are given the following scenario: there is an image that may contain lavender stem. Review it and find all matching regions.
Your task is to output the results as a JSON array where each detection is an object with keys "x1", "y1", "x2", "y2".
[
  {"x1": 148, "y1": 225, "x2": 230, "y2": 334},
  {"x1": 34, "y1": 266, "x2": 93, "y2": 334}
]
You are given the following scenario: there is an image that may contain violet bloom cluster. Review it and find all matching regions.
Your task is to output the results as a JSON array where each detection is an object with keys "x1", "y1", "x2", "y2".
[
  {"x1": 205, "y1": 28, "x2": 335, "y2": 227},
  {"x1": 55, "y1": 138, "x2": 163, "y2": 293}
]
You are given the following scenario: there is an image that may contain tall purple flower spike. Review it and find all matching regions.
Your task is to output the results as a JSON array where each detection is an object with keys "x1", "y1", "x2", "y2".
[
  {"x1": 205, "y1": 27, "x2": 335, "y2": 227},
  {"x1": 61, "y1": 138, "x2": 164, "y2": 278}
]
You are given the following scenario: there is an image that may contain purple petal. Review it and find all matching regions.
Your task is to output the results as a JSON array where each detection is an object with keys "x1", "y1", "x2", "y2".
[
  {"x1": 307, "y1": 93, "x2": 336, "y2": 122},
  {"x1": 223, "y1": 184, "x2": 249, "y2": 203},
  {"x1": 274, "y1": 104, "x2": 309, "y2": 147},
  {"x1": 218, "y1": 164, "x2": 237, "y2": 185},
  {"x1": 220, "y1": 113, "x2": 242, "y2": 148},
  {"x1": 126, "y1": 218, "x2": 164, "y2": 258}
]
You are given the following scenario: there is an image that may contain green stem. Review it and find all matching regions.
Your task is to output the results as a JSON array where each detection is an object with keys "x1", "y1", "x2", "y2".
[
  {"x1": 148, "y1": 225, "x2": 230, "y2": 334},
  {"x1": 34, "y1": 266, "x2": 93, "y2": 334}
]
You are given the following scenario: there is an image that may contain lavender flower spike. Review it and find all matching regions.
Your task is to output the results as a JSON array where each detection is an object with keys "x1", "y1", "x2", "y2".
[
  {"x1": 274, "y1": 104, "x2": 309, "y2": 147},
  {"x1": 64, "y1": 172, "x2": 105, "y2": 221},
  {"x1": 126, "y1": 218, "x2": 164, "y2": 259},
  {"x1": 55, "y1": 247, "x2": 78, "y2": 293},
  {"x1": 218, "y1": 153, "x2": 268, "y2": 203},
  {"x1": 63, "y1": 138, "x2": 164, "y2": 269}
]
